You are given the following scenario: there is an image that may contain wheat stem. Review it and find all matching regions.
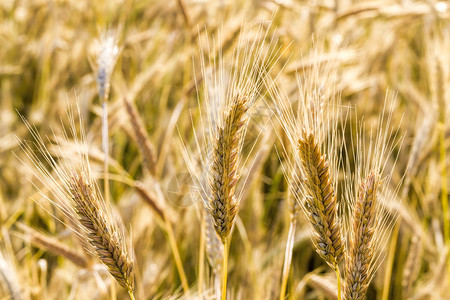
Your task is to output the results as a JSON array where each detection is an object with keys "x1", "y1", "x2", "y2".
[
  {"x1": 102, "y1": 100, "x2": 110, "y2": 205},
  {"x1": 381, "y1": 221, "x2": 400, "y2": 300},
  {"x1": 439, "y1": 122, "x2": 448, "y2": 244},
  {"x1": 279, "y1": 215, "x2": 296, "y2": 300},
  {"x1": 198, "y1": 212, "x2": 206, "y2": 296},
  {"x1": 335, "y1": 265, "x2": 342, "y2": 300},
  {"x1": 164, "y1": 211, "x2": 189, "y2": 292},
  {"x1": 221, "y1": 239, "x2": 228, "y2": 300}
]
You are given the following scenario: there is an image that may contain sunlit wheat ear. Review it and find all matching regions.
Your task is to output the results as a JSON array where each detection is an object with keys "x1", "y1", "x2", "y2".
[
  {"x1": 342, "y1": 94, "x2": 404, "y2": 300},
  {"x1": 298, "y1": 130, "x2": 344, "y2": 268},
  {"x1": 209, "y1": 95, "x2": 249, "y2": 243},
  {"x1": 181, "y1": 20, "x2": 283, "y2": 239},
  {"x1": 17, "y1": 106, "x2": 135, "y2": 297},
  {"x1": 68, "y1": 172, "x2": 134, "y2": 292}
]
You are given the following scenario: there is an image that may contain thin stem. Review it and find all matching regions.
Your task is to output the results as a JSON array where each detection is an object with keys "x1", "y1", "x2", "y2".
[
  {"x1": 102, "y1": 101, "x2": 110, "y2": 205},
  {"x1": 279, "y1": 217, "x2": 296, "y2": 300},
  {"x1": 128, "y1": 290, "x2": 135, "y2": 300},
  {"x1": 198, "y1": 213, "x2": 206, "y2": 297},
  {"x1": 382, "y1": 221, "x2": 401, "y2": 300},
  {"x1": 164, "y1": 212, "x2": 189, "y2": 293},
  {"x1": 335, "y1": 265, "x2": 342, "y2": 300},
  {"x1": 221, "y1": 240, "x2": 228, "y2": 300},
  {"x1": 439, "y1": 123, "x2": 449, "y2": 244},
  {"x1": 214, "y1": 271, "x2": 221, "y2": 300},
  {"x1": 110, "y1": 281, "x2": 116, "y2": 300}
]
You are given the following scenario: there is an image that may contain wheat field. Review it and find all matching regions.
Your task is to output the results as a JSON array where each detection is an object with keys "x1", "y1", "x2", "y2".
[{"x1": 1, "y1": 0, "x2": 449, "y2": 299}]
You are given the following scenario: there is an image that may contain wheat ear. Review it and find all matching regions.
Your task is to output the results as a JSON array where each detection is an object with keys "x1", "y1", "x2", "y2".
[
  {"x1": 343, "y1": 171, "x2": 379, "y2": 300},
  {"x1": 209, "y1": 95, "x2": 248, "y2": 244},
  {"x1": 298, "y1": 130, "x2": 344, "y2": 268},
  {"x1": 208, "y1": 95, "x2": 248, "y2": 300},
  {"x1": 69, "y1": 172, "x2": 134, "y2": 293},
  {"x1": 18, "y1": 106, "x2": 135, "y2": 299}
]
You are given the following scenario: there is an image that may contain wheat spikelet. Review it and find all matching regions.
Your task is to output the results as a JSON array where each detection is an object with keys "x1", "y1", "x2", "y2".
[
  {"x1": 298, "y1": 130, "x2": 344, "y2": 268},
  {"x1": 209, "y1": 95, "x2": 248, "y2": 243},
  {"x1": 343, "y1": 171, "x2": 379, "y2": 300}
]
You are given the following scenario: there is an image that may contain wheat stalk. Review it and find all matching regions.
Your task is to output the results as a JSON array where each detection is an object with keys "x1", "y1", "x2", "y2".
[{"x1": 402, "y1": 234, "x2": 422, "y2": 299}]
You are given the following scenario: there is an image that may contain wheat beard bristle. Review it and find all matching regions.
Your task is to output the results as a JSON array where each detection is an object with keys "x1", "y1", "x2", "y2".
[
  {"x1": 69, "y1": 173, "x2": 135, "y2": 292},
  {"x1": 298, "y1": 131, "x2": 344, "y2": 268},
  {"x1": 343, "y1": 171, "x2": 379, "y2": 300},
  {"x1": 209, "y1": 96, "x2": 248, "y2": 244}
]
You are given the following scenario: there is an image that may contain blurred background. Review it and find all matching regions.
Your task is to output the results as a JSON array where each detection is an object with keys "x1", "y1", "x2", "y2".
[{"x1": 0, "y1": 0, "x2": 449, "y2": 299}]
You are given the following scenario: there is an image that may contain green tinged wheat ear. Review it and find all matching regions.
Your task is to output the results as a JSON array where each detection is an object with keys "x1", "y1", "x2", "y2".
[
  {"x1": 209, "y1": 95, "x2": 248, "y2": 244},
  {"x1": 68, "y1": 172, "x2": 134, "y2": 292},
  {"x1": 343, "y1": 171, "x2": 379, "y2": 300},
  {"x1": 298, "y1": 130, "x2": 344, "y2": 268}
]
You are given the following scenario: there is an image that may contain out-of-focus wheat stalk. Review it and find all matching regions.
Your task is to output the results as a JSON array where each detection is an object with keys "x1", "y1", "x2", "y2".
[
  {"x1": 17, "y1": 105, "x2": 135, "y2": 299},
  {"x1": 95, "y1": 31, "x2": 119, "y2": 207},
  {"x1": 0, "y1": 249, "x2": 24, "y2": 300},
  {"x1": 123, "y1": 97, "x2": 189, "y2": 292},
  {"x1": 18, "y1": 223, "x2": 90, "y2": 269},
  {"x1": 279, "y1": 167, "x2": 301, "y2": 300}
]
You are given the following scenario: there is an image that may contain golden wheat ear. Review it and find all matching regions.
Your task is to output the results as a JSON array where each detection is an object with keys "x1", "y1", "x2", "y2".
[
  {"x1": 342, "y1": 94, "x2": 404, "y2": 300},
  {"x1": 17, "y1": 104, "x2": 136, "y2": 299},
  {"x1": 209, "y1": 95, "x2": 249, "y2": 243},
  {"x1": 298, "y1": 130, "x2": 344, "y2": 268},
  {"x1": 343, "y1": 171, "x2": 380, "y2": 300},
  {"x1": 68, "y1": 172, "x2": 135, "y2": 292}
]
